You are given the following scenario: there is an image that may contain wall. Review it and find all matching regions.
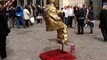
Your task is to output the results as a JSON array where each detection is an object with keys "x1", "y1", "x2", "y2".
[
  {"x1": 59, "y1": 0, "x2": 102, "y2": 19},
  {"x1": 59, "y1": 0, "x2": 85, "y2": 9}
]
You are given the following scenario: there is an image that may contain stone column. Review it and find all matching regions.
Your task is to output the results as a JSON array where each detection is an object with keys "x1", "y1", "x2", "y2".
[
  {"x1": 24, "y1": 0, "x2": 27, "y2": 6},
  {"x1": 63, "y1": 0, "x2": 68, "y2": 6},
  {"x1": 32, "y1": 0, "x2": 35, "y2": 5},
  {"x1": 59, "y1": 0, "x2": 63, "y2": 10},
  {"x1": 93, "y1": 0, "x2": 102, "y2": 19},
  {"x1": 17, "y1": 0, "x2": 19, "y2": 5},
  {"x1": 44, "y1": 0, "x2": 46, "y2": 7},
  {"x1": 85, "y1": 0, "x2": 90, "y2": 6}
]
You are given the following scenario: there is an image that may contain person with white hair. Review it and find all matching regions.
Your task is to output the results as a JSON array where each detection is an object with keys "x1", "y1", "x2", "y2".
[
  {"x1": 99, "y1": 5, "x2": 107, "y2": 42},
  {"x1": 75, "y1": 4, "x2": 85, "y2": 34}
]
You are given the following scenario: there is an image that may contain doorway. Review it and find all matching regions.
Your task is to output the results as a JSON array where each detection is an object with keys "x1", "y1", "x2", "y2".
[{"x1": 89, "y1": 0, "x2": 93, "y2": 5}]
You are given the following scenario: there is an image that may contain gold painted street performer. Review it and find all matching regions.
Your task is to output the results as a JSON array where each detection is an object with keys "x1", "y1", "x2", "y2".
[{"x1": 43, "y1": 0, "x2": 68, "y2": 45}]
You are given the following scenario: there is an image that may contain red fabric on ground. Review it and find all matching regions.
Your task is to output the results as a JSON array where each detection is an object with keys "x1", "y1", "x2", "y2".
[{"x1": 39, "y1": 49, "x2": 76, "y2": 60}]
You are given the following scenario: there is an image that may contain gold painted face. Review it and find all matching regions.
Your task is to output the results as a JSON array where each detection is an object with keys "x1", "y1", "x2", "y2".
[{"x1": 49, "y1": 0, "x2": 56, "y2": 3}]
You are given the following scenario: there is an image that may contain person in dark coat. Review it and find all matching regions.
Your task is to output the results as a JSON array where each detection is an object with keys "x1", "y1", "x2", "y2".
[
  {"x1": 0, "y1": 3, "x2": 10, "y2": 59},
  {"x1": 99, "y1": 5, "x2": 107, "y2": 42},
  {"x1": 76, "y1": 4, "x2": 85, "y2": 34},
  {"x1": 8, "y1": 6, "x2": 16, "y2": 28}
]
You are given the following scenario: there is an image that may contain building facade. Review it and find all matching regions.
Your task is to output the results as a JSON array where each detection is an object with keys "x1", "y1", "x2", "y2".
[
  {"x1": 36, "y1": 0, "x2": 106, "y2": 19},
  {"x1": 33, "y1": 0, "x2": 106, "y2": 19},
  {"x1": 0, "y1": 0, "x2": 106, "y2": 19},
  {"x1": 59, "y1": 0, "x2": 103, "y2": 19}
]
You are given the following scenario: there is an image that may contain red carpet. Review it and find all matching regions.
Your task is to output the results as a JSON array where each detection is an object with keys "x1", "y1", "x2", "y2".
[{"x1": 39, "y1": 49, "x2": 76, "y2": 60}]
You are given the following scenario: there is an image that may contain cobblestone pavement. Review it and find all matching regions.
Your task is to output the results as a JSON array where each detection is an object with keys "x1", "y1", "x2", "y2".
[{"x1": 1, "y1": 20, "x2": 107, "y2": 60}]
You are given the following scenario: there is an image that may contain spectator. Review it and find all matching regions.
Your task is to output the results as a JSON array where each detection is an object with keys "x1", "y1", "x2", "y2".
[
  {"x1": 31, "y1": 4, "x2": 37, "y2": 21},
  {"x1": 8, "y1": 6, "x2": 16, "y2": 28},
  {"x1": 76, "y1": 4, "x2": 85, "y2": 34},
  {"x1": 23, "y1": 5, "x2": 31, "y2": 28},
  {"x1": 16, "y1": 4, "x2": 24, "y2": 28},
  {"x1": 68, "y1": 6, "x2": 75, "y2": 28},
  {"x1": 87, "y1": 6, "x2": 94, "y2": 35},
  {"x1": 60, "y1": 8, "x2": 65, "y2": 22},
  {"x1": 0, "y1": 3, "x2": 10, "y2": 59},
  {"x1": 63, "y1": 6, "x2": 69, "y2": 27}
]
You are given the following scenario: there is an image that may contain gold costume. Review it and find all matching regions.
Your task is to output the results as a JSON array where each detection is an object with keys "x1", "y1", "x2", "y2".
[{"x1": 44, "y1": 0, "x2": 68, "y2": 44}]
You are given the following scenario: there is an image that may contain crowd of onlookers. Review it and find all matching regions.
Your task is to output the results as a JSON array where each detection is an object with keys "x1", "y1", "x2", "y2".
[
  {"x1": 8, "y1": 4, "x2": 44, "y2": 29},
  {"x1": 0, "y1": 4, "x2": 44, "y2": 59},
  {"x1": 7, "y1": 4, "x2": 95, "y2": 36},
  {"x1": 61, "y1": 4, "x2": 94, "y2": 35}
]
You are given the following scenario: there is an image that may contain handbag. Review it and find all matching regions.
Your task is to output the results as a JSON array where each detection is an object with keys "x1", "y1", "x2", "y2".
[{"x1": 30, "y1": 17, "x2": 35, "y2": 23}]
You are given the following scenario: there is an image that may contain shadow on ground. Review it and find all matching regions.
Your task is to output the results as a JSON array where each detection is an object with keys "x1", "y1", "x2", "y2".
[{"x1": 92, "y1": 36, "x2": 103, "y2": 42}]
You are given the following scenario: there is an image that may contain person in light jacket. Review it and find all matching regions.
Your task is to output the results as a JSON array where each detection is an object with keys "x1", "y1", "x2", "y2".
[{"x1": 23, "y1": 5, "x2": 31, "y2": 27}]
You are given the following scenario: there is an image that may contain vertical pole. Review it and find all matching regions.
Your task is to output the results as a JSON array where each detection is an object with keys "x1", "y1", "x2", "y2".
[
  {"x1": 41, "y1": 0, "x2": 42, "y2": 7},
  {"x1": 44, "y1": 0, "x2": 46, "y2": 7},
  {"x1": 62, "y1": 44, "x2": 64, "y2": 51},
  {"x1": 17, "y1": 0, "x2": 18, "y2": 5},
  {"x1": 32, "y1": 0, "x2": 34, "y2": 5}
]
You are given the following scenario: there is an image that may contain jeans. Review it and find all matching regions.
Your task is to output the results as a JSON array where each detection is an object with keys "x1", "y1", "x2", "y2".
[
  {"x1": 16, "y1": 16, "x2": 25, "y2": 28},
  {"x1": 77, "y1": 19, "x2": 84, "y2": 34},
  {"x1": 64, "y1": 17, "x2": 68, "y2": 26},
  {"x1": 68, "y1": 16, "x2": 74, "y2": 28},
  {"x1": 89, "y1": 22, "x2": 94, "y2": 33}
]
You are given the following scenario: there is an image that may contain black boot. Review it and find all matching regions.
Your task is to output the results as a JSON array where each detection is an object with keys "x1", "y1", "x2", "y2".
[{"x1": 0, "y1": 46, "x2": 7, "y2": 59}]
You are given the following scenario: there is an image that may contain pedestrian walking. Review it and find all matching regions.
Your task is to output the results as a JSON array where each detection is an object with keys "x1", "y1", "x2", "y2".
[{"x1": 99, "y1": 5, "x2": 107, "y2": 42}]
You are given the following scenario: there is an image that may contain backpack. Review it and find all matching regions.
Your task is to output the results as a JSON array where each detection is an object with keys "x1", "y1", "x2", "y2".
[{"x1": 16, "y1": 6, "x2": 21, "y2": 12}]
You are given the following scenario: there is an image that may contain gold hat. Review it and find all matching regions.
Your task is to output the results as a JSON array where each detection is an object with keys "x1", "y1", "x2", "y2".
[{"x1": 49, "y1": 0, "x2": 56, "y2": 3}]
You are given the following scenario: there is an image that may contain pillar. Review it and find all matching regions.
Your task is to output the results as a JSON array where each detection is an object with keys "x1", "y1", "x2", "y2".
[
  {"x1": 93, "y1": 0, "x2": 102, "y2": 19},
  {"x1": 24, "y1": 0, "x2": 27, "y2": 6},
  {"x1": 44, "y1": 0, "x2": 46, "y2": 7}
]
